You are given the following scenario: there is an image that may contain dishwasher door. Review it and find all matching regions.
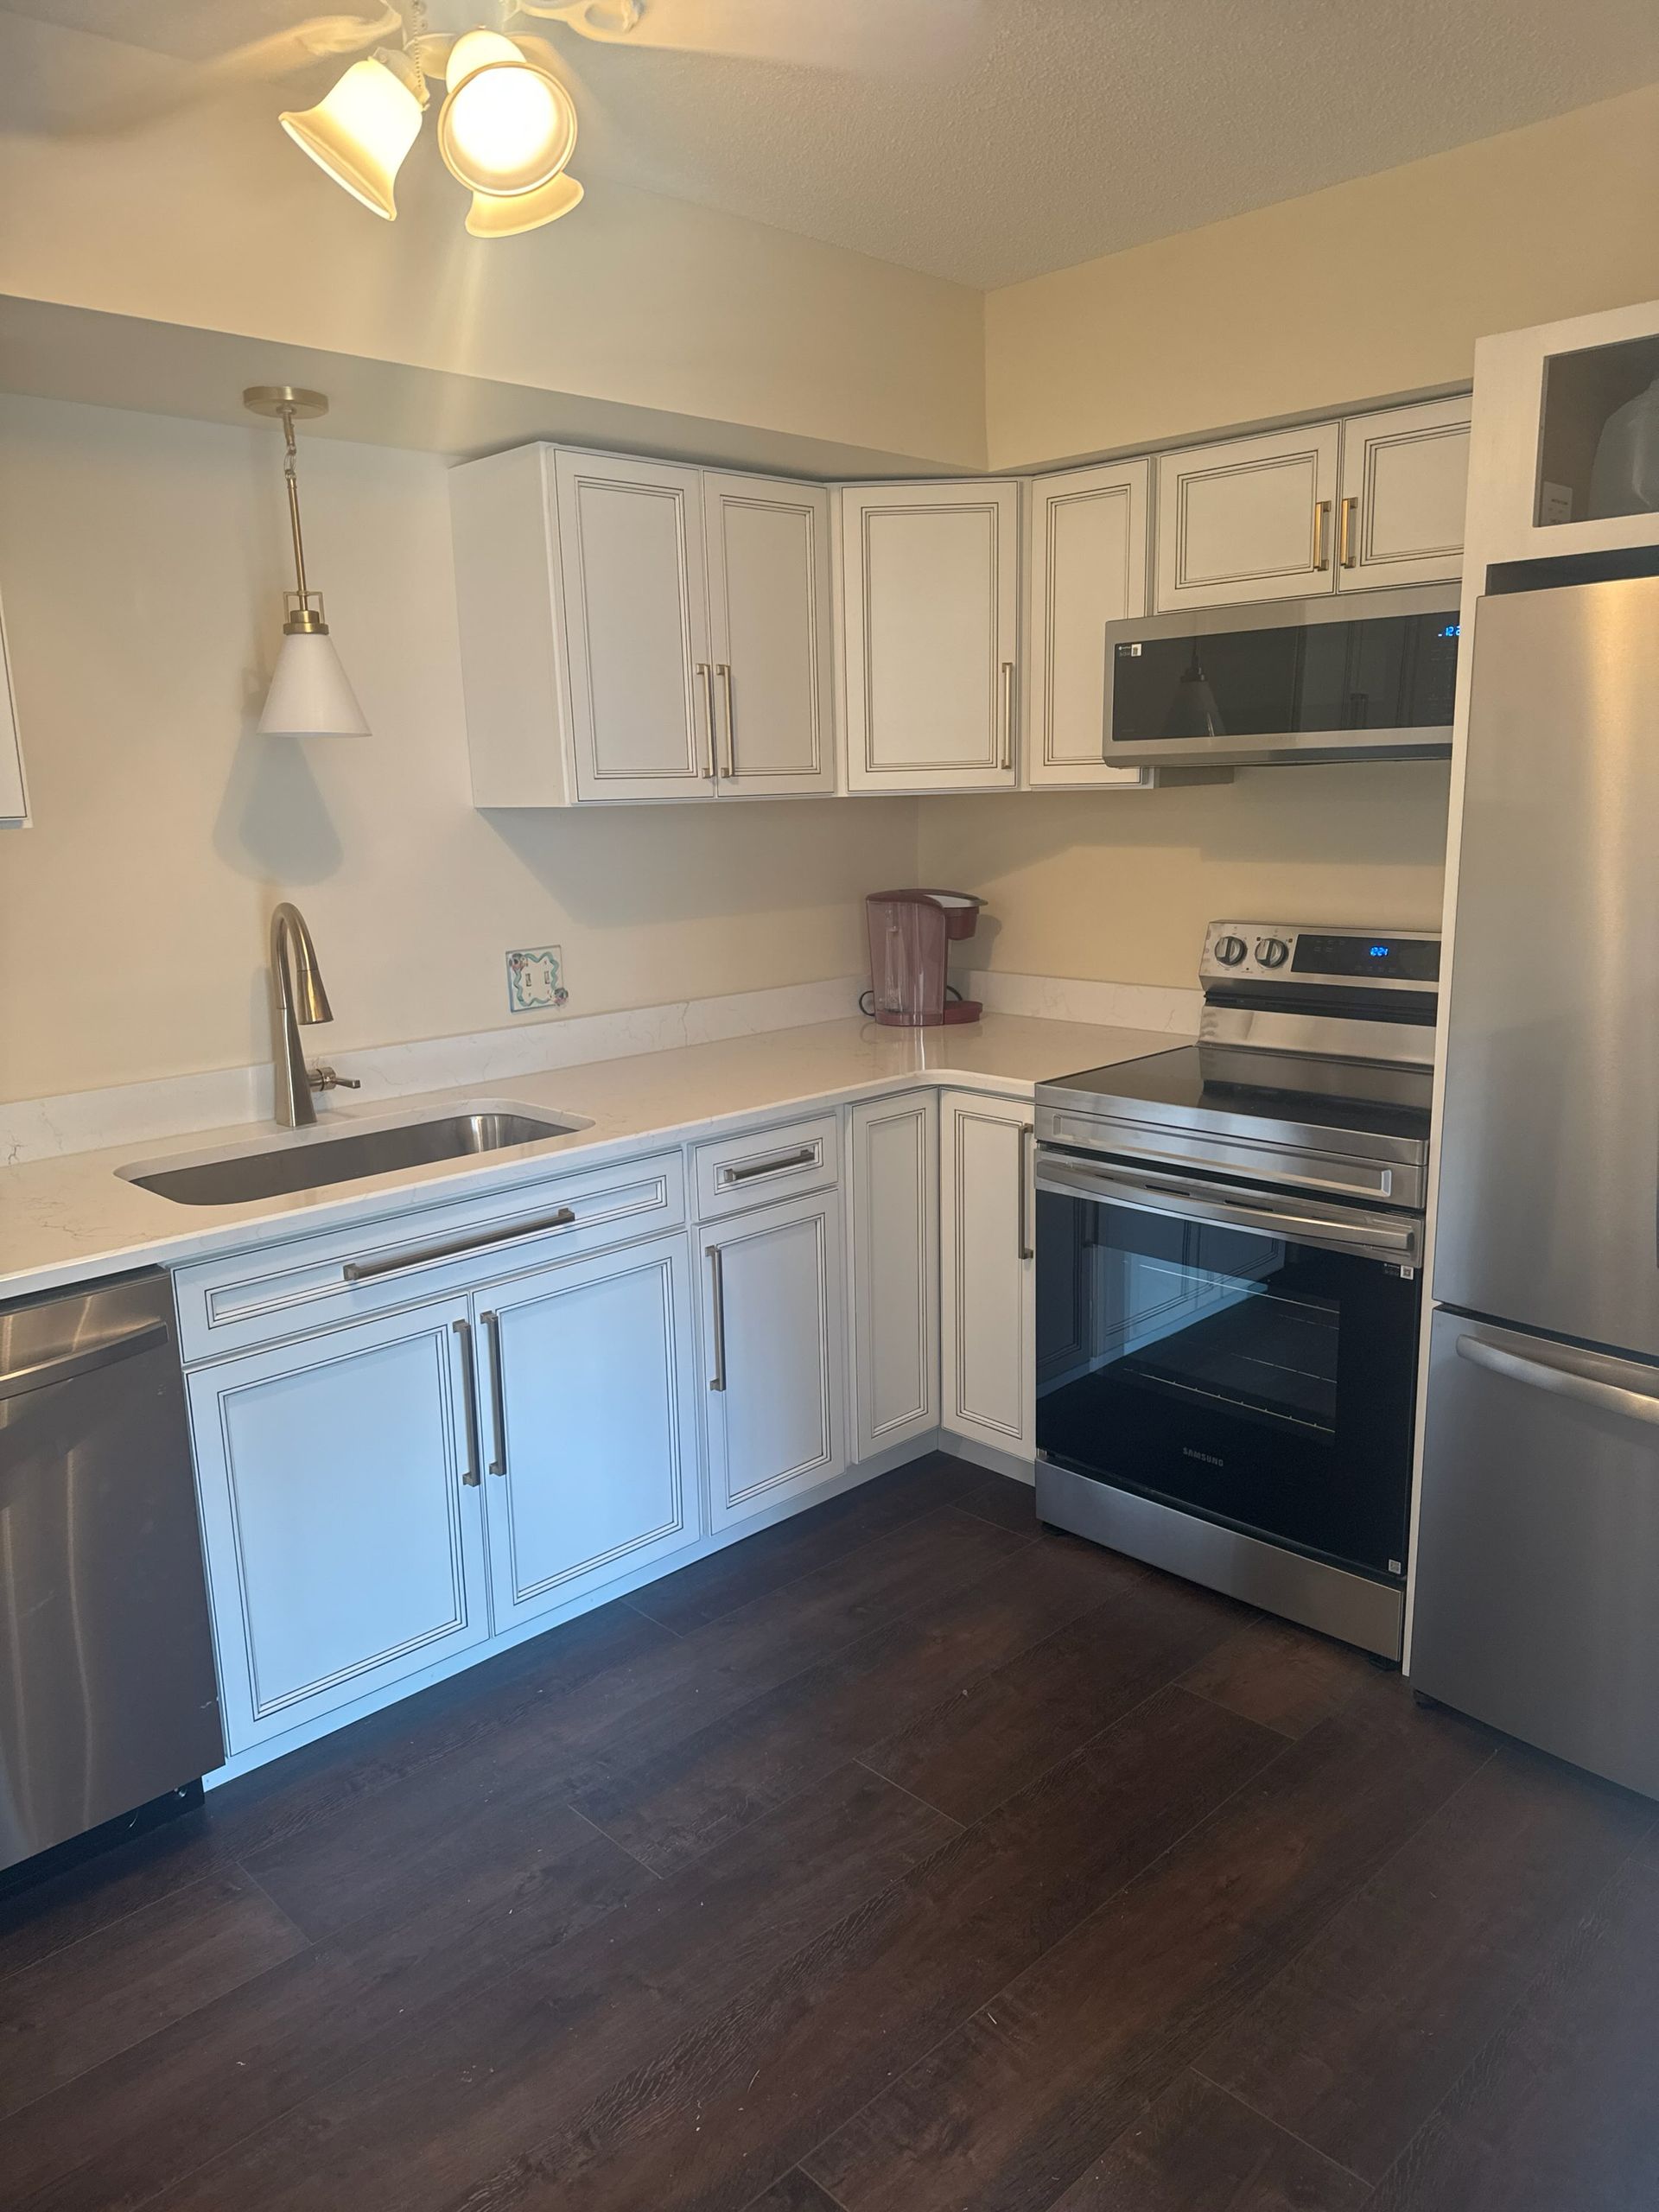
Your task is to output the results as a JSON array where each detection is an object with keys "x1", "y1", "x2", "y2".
[{"x1": 0, "y1": 1270, "x2": 223, "y2": 1872}]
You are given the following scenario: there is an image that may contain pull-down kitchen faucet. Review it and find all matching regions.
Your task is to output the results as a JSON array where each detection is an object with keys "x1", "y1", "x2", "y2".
[{"x1": 270, "y1": 901, "x2": 359, "y2": 1128}]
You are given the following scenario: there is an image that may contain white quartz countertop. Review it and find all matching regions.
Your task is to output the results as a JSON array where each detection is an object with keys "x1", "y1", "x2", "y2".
[{"x1": 0, "y1": 1012, "x2": 1179, "y2": 1303}]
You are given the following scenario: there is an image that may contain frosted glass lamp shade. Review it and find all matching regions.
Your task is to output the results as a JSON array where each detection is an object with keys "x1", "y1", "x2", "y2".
[
  {"x1": 280, "y1": 56, "x2": 423, "y2": 220},
  {"x1": 258, "y1": 631, "x2": 371, "y2": 737},
  {"x1": 440, "y1": 33, "x2": 577, "y2": 197},
  {"x1": 466, "y1": 172, "x2": 584, "y2": 237}
]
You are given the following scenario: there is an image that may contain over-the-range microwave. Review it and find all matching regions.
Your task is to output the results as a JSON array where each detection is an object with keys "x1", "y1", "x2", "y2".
[{"x1": 1104, "y1": 584, "x2": 1460, "y2": 768}]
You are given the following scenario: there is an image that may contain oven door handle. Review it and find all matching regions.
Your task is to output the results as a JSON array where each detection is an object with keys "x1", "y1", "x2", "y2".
[{"x1": 1034, "y1": 1154, "x2": 1419, "y2": 1266}]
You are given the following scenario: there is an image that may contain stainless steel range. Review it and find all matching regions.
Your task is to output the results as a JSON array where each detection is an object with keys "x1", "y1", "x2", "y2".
[{"x1": 1033, "y1": 920, "x2": 1440, "y2": 1659}]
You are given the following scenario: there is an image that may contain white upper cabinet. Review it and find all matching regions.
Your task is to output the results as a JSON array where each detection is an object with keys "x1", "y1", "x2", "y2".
[
  {"x1": 1025, "y1": 460, "x2": 1150, "y2": 790},
  {"x1": 702, "y1": 471, "x2": 836, "y2": 796},
  {"x1": 1336, "y1": 397, "x2": 1471, "y2": 591},
  {"x1": 840, "y1": 480, "x2": 1020, "y2": 791},
  {"x1": 1156, "y1": 422, "x2": 1341, "y2": 611},
  {"x1": 0, "y1": 588, "x2": 29, "y2": 827}
]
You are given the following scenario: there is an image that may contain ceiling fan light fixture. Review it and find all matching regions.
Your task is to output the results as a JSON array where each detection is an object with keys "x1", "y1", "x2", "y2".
[
  {"x1": 465, "y1": 169, "x2": 584, "y2": 236},
  {"x1": 438, "y1": 30, "x2": 576, "y2": 198},
  {"x1": 279, "y1": 50, "x2": 424, "y2": 220}
]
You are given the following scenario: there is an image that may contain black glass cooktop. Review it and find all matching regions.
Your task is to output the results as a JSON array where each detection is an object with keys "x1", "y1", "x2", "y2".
[{"x1": 1041, "y1": 1045, "x2": 1431, "y2": 1148}]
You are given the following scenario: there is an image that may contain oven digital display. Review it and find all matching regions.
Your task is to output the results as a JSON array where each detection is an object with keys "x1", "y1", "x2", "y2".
[{"x1": 1292, "y1": 933, "x2": 1440, "y2": 982}]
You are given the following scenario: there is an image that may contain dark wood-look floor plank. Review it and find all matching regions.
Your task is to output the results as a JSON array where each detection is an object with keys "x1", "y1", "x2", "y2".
[
  {"x1": 1364, "y1": 1827, "x2": 1659, "y2": 2212},
  {"x1": 0, "y1": 1808, "x2": 232, "y2": 1982},
  {"x1": 803, "y1": 1680, "x2": 1488, "y2": 2212},
  {"x1": 570, "y1": 1531, "x2": 1133, "y2": 1872},
  {"x1": 957, "y1": 1473, "x2": 1042, "y2": 1535},
  {"x1": 865, "y1": 1562, "x2": 1246, "y2": 1823},
  {"x1": 1179, "y1": 1617, "x2": 1377, "y2": 1741},
  {"x1": 0, "y1": 1867, "x2": 308, "y2": 2124},
  {"x1": 375, "y1": 1688, "x2": 1282, "y2": 2212},
  {"x1": 147, "y1": 1760, "x2": 962, "y2": 2212},
  {"x1": 741, "y1": 2176, "x2": 849, "y2": 2212},
  {"x1": 1044, "y1": 2070, "x2": 1369, "y2": 2211},
  {"x1": 1195, "y1": 1744, "x2": 1656, "y2": 2183}
]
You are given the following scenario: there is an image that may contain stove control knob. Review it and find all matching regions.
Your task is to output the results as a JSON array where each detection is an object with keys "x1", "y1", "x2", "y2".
[
  {"x1": 1214, "y1": 934, "x2": 1248, "y2": 966},
  {"x1": 1255, "y1": 937, "x2": 1290, "y2": 969}
]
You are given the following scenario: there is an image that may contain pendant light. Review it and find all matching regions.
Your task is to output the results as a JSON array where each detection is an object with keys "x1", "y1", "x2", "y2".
[
  {"x1": 279, "y1": 48, "x2": 426, "y2": 221},
  {"x1": 244, "y1": 386, "x2": 370, "y2": 738}
]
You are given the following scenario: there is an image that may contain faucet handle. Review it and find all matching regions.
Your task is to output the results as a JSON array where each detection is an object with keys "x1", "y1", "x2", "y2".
[{"x1": 308, "y1": 1065, "x2": 361, "y2": 1093}]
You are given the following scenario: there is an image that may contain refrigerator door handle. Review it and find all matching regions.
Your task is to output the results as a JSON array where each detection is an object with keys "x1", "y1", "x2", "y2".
[{"x1": 1455, "y1": 1331, "x2": 1659, "y2": 1431}]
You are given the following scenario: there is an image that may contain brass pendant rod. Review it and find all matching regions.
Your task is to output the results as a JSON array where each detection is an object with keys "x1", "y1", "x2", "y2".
[{"x1": 282, "y1": 407, "x2": 310, "y2": 608}]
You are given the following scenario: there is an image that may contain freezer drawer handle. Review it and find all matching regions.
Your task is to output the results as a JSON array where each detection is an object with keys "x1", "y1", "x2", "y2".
[
  {"x1": 0, "y1": 1319, "x2": 168, "y2": 1402},
  {"x1": 1455, "y1": 1333, "x2": 1659, "y2": 1431}
]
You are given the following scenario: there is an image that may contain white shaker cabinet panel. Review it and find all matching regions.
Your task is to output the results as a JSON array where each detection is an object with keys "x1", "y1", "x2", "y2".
[
  {"x1": 188, "y1": 1300, "x2": 489, "y2": 1753},
  {"x1": 840, "y1": 480, "x2": 1020, "y2": 791},
  {"x1": 849, "y1": 1091, "x2": 938, "y2": 1461},
  {"x1": 0, "y1": 588, "x2": 29, "y2": 826},
  {"x1": 1336, "y1": 397, "x2": 1471, "y2": 592},
  {"x1": 703, "y1": 471, "x2": 837, "y2": 796},
  {"x1": 940, "y1": 1091, "x2": 1035, "y2": 1460},
  {"x1": 554, "y1": 448, "x2": 717, "y2": 802},
  {"x1": 1026, "y1": 461, "x2": 1151, "y2": 789},
  {"x1": 702, "y1": 1188, "x2": 847, "y2": 1529},
  {"x1": 1155, "y1": 423, "x2": 1341, "y2": 611},
  {"x1": 477, "y1": 1234, "x2": 702, "y2": 1631}
]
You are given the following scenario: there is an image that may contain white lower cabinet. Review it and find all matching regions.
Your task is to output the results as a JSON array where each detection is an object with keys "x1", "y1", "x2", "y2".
[
  {"x1": 188, "y1": 1298, "x2": 490, "y2": 1751},
  {"x1": 849, "y1": 1091, "x2": 938, "y2": 1461},
  {"x1": 940, "y1": 1090, "x2": 1036, "y2": 1461},
  {"x1": 701, "y1": 1187, "x2": 847, "y2": 1529},
  {"x1": 476, "y1": 1234, "x2": 702, "y2": 1630}
]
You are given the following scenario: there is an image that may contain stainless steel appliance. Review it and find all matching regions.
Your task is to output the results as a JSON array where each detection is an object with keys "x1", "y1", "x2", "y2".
[
  {"x1": 1103, "y1": 586, "x2": 1460, "y2": 767},
  {"x1": 1, "y1": 1270, "x2": 222, "y2": 1880},
  {"x1": 1034, "y1": 921, "x2": 1439, "y2": 1657},
  {"x1": 1413, "y1": 574, "x2": 1659, "y2": 1798}
]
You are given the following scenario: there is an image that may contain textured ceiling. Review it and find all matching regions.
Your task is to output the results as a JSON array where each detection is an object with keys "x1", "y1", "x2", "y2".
[{"x1": 6, "y1": 0, "x2": 1659, "y2": 286}]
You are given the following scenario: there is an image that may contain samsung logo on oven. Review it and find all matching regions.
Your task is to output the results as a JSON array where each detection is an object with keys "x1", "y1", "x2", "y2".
[{"x1": 1182, "y1": 1446, "x2": 1225, "y2": 1469}]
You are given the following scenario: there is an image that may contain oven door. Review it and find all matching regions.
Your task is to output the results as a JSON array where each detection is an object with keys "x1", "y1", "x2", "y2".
[{"x1": 1034, "y1": 1152, "x2": 1419, "y2": 1585}]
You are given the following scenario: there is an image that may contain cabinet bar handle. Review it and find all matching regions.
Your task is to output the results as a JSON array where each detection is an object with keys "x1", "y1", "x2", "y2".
[
  {"x1": 481, "y1": 1308, "x2": 508, "y2": 1476},
  {"x1": 1313, "y1": 499, "x2": 1332, "y2": 571},
  {"x1": 696, "y1": 663, "x2": 717, "y2": 778},
  {"x1": 716, "y1": 662, "x2": 735, "y2": 778},
  {"x1": 341, "y1": 1206, "x2": 576, "y2": 1284},
  {"x1": 1339, "y1": 494, "x2": 1358, "y2": 569},
  {"x1": 452, "y1": 1319, "x2": 482, "y2": 1487},
  {"x1": 717, "y1": 1145, "x2": 817, "y2": 1187},
  {"x1": 1000, "y1": 660, "x2": 1016, "y2": 770},
  {"x1": 708, "y1": 1246, "x2": 728, "y2": 1392},
  {"x1": 1018, "y1": 1123, "x2": 1035, "y2": 1262}
]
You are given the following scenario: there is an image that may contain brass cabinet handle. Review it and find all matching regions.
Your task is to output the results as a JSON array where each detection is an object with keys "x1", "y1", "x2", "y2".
[
  {"x1": 695, "y1": 663, "x2": 717, "y2": 777},
  {"x1": 1339, "y1": 494, "x2": 1359, "y2": 569},
  {"x1": 707, "y1": 1245, "x2": 728, "y2": 1392},
  {"x1": 716, "y1": 663, "x2": 735, "y2": 778},
  {"x1": 1017, "y1": 1124, "x2": 1035, "y2": 1262},
  {"x1": 1313, "y1": 500, "x2": 1332, "y2": 571},
  {"x1": 452, "y1": 1319, "x2": 481, "y2": 1487},
  {"x1": 1000, "y1": 660, "x2": 1016, "y2": 770},
  {"x1": 480, "y1": 1308, "x2": 508, "y2": 1476}
]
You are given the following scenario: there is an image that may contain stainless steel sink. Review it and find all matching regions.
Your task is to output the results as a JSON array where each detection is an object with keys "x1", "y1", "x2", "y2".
[{"x1": 123, "y1": 1108, "x2": 590, "y2": 1207}]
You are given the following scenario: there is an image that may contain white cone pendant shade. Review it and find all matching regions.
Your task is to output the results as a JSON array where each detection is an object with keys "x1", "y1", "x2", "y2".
[
  {"x1": 280, "y1": 55, "x2": 423, "y2": 220},
  {"x1": 439, "y1": 30, "x2": 577, "y2": 198},
  {"x1": 257, "y1": 630, "x2": 371, "y2": 737},
  {"x1": 466, "y1": 171, "x2": 584, "y2": 237}
]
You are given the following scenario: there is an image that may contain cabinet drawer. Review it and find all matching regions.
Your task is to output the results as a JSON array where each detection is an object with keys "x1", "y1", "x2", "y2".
[
  {"x1": 692, "y1": 1112, "x2": 840, "y2": 1221},
  {"x1": 175, "y1": 1149, "x2": 685, "y2": 1363}
]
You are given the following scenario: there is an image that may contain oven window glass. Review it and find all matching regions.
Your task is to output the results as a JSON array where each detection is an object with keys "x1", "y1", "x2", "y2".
[{"x1": 1035, "y1": 1188, "x2": 1416, "y2": 1578}]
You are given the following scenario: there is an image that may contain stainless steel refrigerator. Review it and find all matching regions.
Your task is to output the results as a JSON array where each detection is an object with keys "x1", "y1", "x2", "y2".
[{"x1": 1413, "y1": 572, "x2": 1659, "y2": 1798}]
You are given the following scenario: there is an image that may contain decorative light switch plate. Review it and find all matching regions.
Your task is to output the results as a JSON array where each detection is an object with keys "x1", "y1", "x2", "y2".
[{"x1": 505, "y1": 944, "x2": 569, "y2": 1014}]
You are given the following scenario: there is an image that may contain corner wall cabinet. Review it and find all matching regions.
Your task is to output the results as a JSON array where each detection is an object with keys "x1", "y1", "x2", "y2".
[
  {"x1": 0, "y1": 586, "x2": 29, "y2": 827},
  {"x1": 1024, "y1": 460, "x2": 1151, "y2": 790},
  {"x1": 939, "y1": 1090, "x2": 1036, "y2": 1463}
]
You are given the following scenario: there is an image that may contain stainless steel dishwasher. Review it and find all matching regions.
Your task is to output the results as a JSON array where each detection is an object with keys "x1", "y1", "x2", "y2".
[{"x1": 1, "y1": 1269, "x2": 223, "y2": 1882}]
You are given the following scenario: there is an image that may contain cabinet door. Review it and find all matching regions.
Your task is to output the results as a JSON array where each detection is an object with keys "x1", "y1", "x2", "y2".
[
  {"x1": 1027, "y1": 461, "x2": 1150, "y2": 789},
  {"x1": 702, "y1": 1189, "x2": 847, "y2": 1529},
  {"x1": 940, "y1": 1092, "x2": 1035, "y2": 1460},
  {"x1": 553, "y1": 449, "x2": 716, "y2": 802},
  {"x1": 1337, "y1": 397, "x2": 1471, "y2": 592},
  {"x1": 188, "y1": 1300, "x2": 488, "y2": 1753},
  {"x1": 1155, "y1": 423, "x2": 1340, "y2": 611},
  {"x1": 841, "y1": 480, "x2": 1020, "y2": 791},
  {"x1": 0, "y1": 589, "x2": 29, "y2": 826},
  {"x1": 849, "y1": 1092, "x2": 938, "y2": 1461},
  {"x1": 477, "y1": 1233, "x2": 701, "y2": 1630},
  {"x1": 703, "y1": 471, "x2": 837, "y2": 796}
]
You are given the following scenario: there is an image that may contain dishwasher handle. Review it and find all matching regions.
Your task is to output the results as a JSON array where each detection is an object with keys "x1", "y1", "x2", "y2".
[{"x1": 0, "y1": 1319, "x2": 170, "y2": 1402}]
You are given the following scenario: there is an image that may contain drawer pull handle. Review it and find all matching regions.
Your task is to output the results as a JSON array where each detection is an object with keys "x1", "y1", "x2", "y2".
[
  {"x1": 717, "y1": 1146, "x2": 817, "y2": 1188},
  {"x1": 453, "y1": 1319, "x2": 482, "y2": 1487},
  {"x1": 481, "y1": 1308, "x2": 508, "y2": 1475},
  {"x1": 342, "y1": 1205, "x2": 577, "y2": 1285}
]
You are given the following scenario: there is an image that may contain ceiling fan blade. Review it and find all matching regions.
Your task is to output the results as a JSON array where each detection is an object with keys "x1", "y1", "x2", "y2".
[{"x1": 516, "y1": 0, "x2": 982, "y2": 72}]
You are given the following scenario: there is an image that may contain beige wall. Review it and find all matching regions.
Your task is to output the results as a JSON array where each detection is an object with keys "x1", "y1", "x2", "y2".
[
  {"x1": 918, "y1": 771, "x2": 1451, "y2": 989},
  {"x1": 0, "y1": 394, "x2": 915, "y2": 1103},
  {"x1": 987, "y1": 83, "x2": 1659, "y2": 469}
]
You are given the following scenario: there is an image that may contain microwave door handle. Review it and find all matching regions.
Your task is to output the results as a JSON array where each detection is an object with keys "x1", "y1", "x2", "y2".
[{"x1": 1034, "y1": 1156, "x2": 1415, "y2": 1262}]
